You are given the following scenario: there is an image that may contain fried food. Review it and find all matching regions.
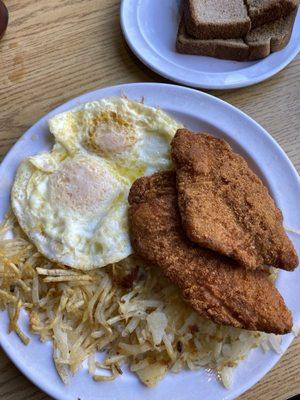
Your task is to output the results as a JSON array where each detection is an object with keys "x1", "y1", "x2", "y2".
[
  {"x1": 0, "y1": 212, "x2": 285, "y2": 389},
  {"x1": 171, "y1": 129, "x2": 298, "y2": 270},
  {"x1": 128, "y1": 171, "x2": 292, "y2": 334}
]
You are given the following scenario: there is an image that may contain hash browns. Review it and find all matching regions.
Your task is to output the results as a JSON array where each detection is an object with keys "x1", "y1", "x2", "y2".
[{"x1": 1, "y1": 212, "x2": 283, "y2": 388}]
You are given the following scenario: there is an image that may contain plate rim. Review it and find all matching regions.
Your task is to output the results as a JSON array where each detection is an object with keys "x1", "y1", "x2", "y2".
[
  {"x1": 120, "y1": 0, "x2": 300, "y2": 90},
  {"x1": 0, "y1": 82, "x2": 299, "y2": 400}
]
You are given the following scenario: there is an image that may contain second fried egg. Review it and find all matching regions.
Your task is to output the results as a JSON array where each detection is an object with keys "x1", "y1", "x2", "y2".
[{"x1": 48, "y1": 97, "x2": 183, "y2": 182}]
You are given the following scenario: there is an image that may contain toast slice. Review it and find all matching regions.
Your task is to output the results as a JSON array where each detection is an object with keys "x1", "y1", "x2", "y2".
[
  {"x1": 184, "y1": 0, "x2": 251, "y2": 39},
  {"x1": 176, "y1": 10, "x2": 296, "y2": 61},
  {"x1": 177, "y1": 20, "x2": 249, "y2": 61},
  {"x1": 246, "y1": 9, "x2": 296, "y2": 58},
  {"x1": 246, "y1": 0, "x2": 298, "y2": 28}
]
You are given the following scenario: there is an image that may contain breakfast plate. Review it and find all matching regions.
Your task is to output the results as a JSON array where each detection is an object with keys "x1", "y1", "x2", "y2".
[
  {"x1": 120, "y1": 0, "x2": 300, "y2": 89},
  {"x1": 0, "y1": 82, "x2": 299, "y2": 400}
]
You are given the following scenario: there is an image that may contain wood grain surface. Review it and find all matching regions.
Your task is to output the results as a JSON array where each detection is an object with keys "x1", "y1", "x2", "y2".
[{"x1": 0, "y1": 1, "x2": 299, "y2": 399}]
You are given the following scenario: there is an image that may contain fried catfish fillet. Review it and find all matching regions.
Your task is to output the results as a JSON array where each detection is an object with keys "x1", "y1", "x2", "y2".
[
  {"x1": 128, "y1": 171, "x2": 292, "y2": 334},
  {"x1": 171, "y1": 129, "x2": 298, "y2": 271}
]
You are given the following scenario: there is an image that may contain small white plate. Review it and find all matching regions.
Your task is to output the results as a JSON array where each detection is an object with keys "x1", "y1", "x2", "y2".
[
  {"x1": 0, "y1": 83, "x2": 299, "y2": 400},
  {"x1": 120, "y1": 0, "x2": 300, "y2": 89}
]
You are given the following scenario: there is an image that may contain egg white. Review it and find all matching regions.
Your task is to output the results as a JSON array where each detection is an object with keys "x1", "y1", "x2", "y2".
[
  {"x1": 11, "y1": 144, "x2": 132, "y2": 270},
  {"x1": 48, "y1": 97, "x2": 183, "y2": 182},
  {"x1": 11, "y1": 97, "x2": 182, "y2": 270}
]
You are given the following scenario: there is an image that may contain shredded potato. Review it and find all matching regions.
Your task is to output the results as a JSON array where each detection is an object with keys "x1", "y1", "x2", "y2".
[
  {"x1": 284, "y1": 225, "x2": 300, "y2": 235},
  {"x1": 0, "y1": 212, "x2": 282, "y2": 388}
]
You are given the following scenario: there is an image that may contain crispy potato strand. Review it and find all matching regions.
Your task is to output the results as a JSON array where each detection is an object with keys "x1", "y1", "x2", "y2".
[{"x1": 0, "y1": 212, "x2": 282, "y2": 388}]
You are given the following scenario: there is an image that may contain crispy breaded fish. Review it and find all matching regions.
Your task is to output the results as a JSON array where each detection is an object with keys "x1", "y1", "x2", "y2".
[
  {"x1": 128, "y1": 171, "x2": 292, "y2": 334},
  {"x1": 171, "y1": 129, "x2": 298, "y2": 271}
]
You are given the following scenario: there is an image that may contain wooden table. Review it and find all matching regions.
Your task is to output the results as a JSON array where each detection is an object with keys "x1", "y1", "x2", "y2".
[{"x1": 0, "y1": 1, "x2": 299, "y2": 399}]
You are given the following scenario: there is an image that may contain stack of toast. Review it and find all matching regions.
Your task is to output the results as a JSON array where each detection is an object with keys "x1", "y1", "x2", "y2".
[{"x1": 176, "y1": 0, "x2": 298, "y2": 61}]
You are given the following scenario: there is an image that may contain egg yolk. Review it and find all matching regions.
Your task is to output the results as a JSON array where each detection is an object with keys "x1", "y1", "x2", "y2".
[
  {"x1": 48, "y1": 157, "x2": 120, "y2": 214},
  {"x1": 86, "y1": 111, "x2": 138, "y2": 156}
]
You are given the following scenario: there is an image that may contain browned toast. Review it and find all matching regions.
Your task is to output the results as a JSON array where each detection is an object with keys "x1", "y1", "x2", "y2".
[{"x1": 176, "y1": 10, "x2": 296, "y2": 61}]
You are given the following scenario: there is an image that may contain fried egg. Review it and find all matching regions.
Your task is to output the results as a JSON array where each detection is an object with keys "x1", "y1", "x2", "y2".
[
  {"x1": 11, "y1": 144, "x2": 131, "y2": 269},
  {"x1": 48, "y1": 97, "x2": 183, "y2": 182},
  {"x1": 11, "y1": 97, "x2": 182, "y2": 270}
]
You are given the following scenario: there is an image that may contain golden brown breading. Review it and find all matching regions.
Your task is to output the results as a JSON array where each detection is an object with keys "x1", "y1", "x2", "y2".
[
  {"x1": 171, "y1": 129, "x2": 298, "y2": 271},
  {"x1": 128, "y1": 171, "x2": 292, "y2": 334}
]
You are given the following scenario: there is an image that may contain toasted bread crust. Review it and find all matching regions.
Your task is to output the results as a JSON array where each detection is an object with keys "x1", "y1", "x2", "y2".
[
  {"x1": 128, "y1": 171, "x2": 293, "y2": 334},
  {"x1": 184, "y1": 0, "x2": 251, "y2": 39},
  {"x1": 246, "y1": 0, "x2": 298, "y2": 28},
  {"x1": 176, "y1": 18, "x2": 249, "y2": 61},
  {"x1": 247, "y1": 10, "x2": 296, "y2": 59}
]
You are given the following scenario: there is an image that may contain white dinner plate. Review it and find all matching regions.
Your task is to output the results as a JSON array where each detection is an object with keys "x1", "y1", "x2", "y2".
[
  {"x1": 120, "y1": 0, "x2": 300, "y2": 89},
  {"x1": 0, "y1": 83, "x2": 299, "y2": 400}
]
